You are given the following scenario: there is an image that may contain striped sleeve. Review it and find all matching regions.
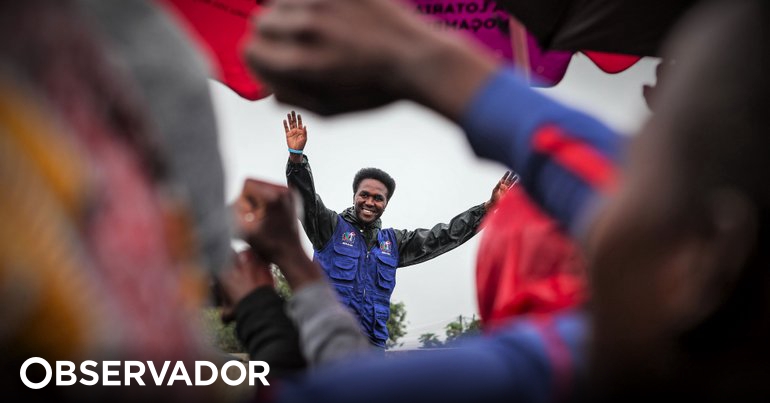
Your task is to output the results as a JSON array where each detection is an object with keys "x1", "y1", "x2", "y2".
[{"x1": 461, "y1": 68, "x2": 623, "y2": 233}]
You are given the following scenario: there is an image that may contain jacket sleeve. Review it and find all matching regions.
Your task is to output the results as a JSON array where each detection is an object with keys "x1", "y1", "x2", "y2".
[
  {"x1": 286, "y1": 155, "x2": 339, "y2": 250},
  {"x1": 274, "y1": 313, "x2": 587, "y2": 403},
  {"x1": 233, "y1": 286, "x2": 307, "y2": 376},
  {"x1": 395, "y1": 203, "x2": 486, "y2": 267},
  {"x1": 461, "y1": 68, "x2": 623, "y2": 235},
  {"x1": 286, "y1": 281, "x2": 372, "y2": 365}
]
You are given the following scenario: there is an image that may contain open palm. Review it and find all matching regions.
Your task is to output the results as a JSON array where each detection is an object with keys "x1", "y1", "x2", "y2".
[
  {"x1": 284, "y1": 110, "x2": 307, "y2": 150},
  {"x1": 488, "y1": 171, "x2": 517, "y2": 208}
]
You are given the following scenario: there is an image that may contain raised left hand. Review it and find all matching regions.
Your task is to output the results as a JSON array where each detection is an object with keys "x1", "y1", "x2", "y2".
[{"x1": 485, "y1": 171, "x2": 517, "y2": 210}]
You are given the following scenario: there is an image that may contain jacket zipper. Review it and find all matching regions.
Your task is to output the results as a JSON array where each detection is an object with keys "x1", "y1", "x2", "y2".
[{"x1": 364, "y1": 251, "x2": 370, "y2": 299}]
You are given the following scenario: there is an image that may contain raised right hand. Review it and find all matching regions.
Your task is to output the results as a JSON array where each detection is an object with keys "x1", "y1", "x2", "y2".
[{"x1": 284, "y1": 110, "x2": 307, "y2": 151}]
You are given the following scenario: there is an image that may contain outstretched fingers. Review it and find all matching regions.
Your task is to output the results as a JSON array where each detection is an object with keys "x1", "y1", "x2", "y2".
[
  {"x1": 500, "y1": 171, "x2": 519, "y2": 188},
  {"x1": 496, "y1": 171, "x2": 510, "y2": 190},
  {"x1": 499, "y1": 171, "x2": 511, "y2": 184}
]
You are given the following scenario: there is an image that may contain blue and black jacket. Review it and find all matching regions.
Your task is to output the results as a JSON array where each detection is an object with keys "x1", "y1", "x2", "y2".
[{"x1": 287, "y1": 156, "x2": 487, "y2": 346}]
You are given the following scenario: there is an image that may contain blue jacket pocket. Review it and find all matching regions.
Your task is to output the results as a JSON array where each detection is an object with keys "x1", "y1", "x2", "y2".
[{"x1": 329, "y1": 256, "x2": 357, "y2": 281}]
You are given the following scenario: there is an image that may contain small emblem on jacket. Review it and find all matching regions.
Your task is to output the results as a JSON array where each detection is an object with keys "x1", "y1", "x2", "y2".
[
  {"x1": 342, "y1": 231, "x2": 356, "y2": 246},
  {"x1": 380, "y1": 240, "x2": 392, "y2": 255}
]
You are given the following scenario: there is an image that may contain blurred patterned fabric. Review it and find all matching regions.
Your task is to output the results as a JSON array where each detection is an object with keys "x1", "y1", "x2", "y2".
[{"x1": 0, "y1": 0, "x2": 208, "y2": 363}]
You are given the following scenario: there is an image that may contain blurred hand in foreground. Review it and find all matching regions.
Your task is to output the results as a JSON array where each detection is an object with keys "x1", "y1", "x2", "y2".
[
  {"x1": 232, "y1": 178, "x2": 322, "y2": 290},
  {"x1": 244, "y1": 0, "x2": 498, "y2": 119},
  {"x1": 218, "y1": 248, "x2": 274, "y2": 322}
]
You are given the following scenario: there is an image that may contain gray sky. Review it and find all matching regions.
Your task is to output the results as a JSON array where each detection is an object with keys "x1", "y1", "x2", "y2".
[{"x1": 212, "y1": 54, "x2": 657, "y2": 348}]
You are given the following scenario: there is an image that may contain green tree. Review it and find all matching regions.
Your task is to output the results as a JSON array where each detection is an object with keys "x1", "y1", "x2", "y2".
[
  {"x1": 418, "y1": 332, "x2": 444, "y2": 349},
  {"x1": 200, "y1": 307, "x2": 243, "y2": 353},
  {"x1": 200, "y1": 264, "x2": 289, "y2": 354},
  {"x1": 418, "y1": 315, "x2": 482, "y2": 349},
  {"x1": 271, "y1": 264, "x2": 292, "y2": 299},
  {"x1": 444, "y1": 314, "x2": 481, "y2": 345},
  {"x1": 387, "y1": 301, "x2": 408, "y2": 348}
]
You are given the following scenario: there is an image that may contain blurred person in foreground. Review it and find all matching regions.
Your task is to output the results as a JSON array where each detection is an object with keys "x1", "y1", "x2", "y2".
[
  {"x1": 227, "y1": 178, "x2": 376, "y2": 366},
  {"x1": 242, "y1": 0, "x2": 770, "y2": 401},
  {"x1": 1, "y1": 0, "x2": 245, "y2": 401}
]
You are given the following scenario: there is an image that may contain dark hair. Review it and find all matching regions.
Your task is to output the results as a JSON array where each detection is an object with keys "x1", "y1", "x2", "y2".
[{"x1": 352, "y1": 168, "x2": 395, "y2": 200}]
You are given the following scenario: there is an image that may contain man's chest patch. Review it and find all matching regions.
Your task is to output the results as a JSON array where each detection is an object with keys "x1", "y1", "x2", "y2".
[{"x1": 341, "y1": 231, "x2": 356, "y2": 246}]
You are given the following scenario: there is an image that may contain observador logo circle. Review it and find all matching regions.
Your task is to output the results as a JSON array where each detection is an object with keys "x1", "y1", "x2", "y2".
[{"x1": 19, "y1": 357, "x2": 270, "y2": 389}]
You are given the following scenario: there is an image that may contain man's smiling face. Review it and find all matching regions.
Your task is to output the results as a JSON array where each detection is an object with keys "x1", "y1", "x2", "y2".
[{"x1": 354, "y1": 179, "x2": 388, "y2": 224}]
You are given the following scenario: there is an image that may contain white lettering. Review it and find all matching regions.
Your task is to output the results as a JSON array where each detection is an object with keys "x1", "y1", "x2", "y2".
[
  {"x1": 148, "y1": 361, "x2": 170, "y2": 386},
  {"x1": 79, "y1": 360, "x2": 98, "y2": 386},
  {"x1": 167, "y1": 361, "x2": 192, "y2": 386},
  {"x1": 248, "y1": 361, "x2": 270, "y2": 386},
  {"x1": 221, "y1": 361, "x2": 246, "y2": 386},
  {"x1": 102, "y1": 361, "x2": 120, "y2": 386},
  {"x1": 195, "y1": 361, "x2": 218, "y2": 386},
  {"x1": 20, "y1": 357, "x2": 52, "y2": 389},
  {"x1": 19, "y1": 359, "x2": 267, "y2": 387},
  {"x1": 56, "y1": 361, "x2": 76, "y2": 386},
  {"x1": 125, "y1": 361, "x2": 146, "y2": 386}
]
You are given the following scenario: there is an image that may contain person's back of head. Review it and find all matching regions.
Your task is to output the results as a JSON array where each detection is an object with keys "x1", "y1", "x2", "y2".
[
  {"x1": 587, "y1": 1, "x2": 770, "y2": 401},
  {"x1": 652, "y1": 0, "x2": 770, "y2": 368}
]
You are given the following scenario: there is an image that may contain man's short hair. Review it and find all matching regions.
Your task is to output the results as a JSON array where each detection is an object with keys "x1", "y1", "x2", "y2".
[{"x1": 353, "y1": 168, "x2": 396, "y2": 200}]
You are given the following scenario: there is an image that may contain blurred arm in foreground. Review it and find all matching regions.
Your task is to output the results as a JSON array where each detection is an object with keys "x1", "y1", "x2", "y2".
[{"x1": 227, "y1": 179, "x2": 371, "y2": 366}]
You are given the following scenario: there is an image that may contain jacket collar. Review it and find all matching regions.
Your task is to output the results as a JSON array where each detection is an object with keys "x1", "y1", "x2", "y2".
[{"x1": 342, "y1": 206, "x2": 382, "y2": 230}]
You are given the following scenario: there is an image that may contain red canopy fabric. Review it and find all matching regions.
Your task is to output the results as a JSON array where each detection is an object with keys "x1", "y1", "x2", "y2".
[
  {"x1": 583, "y1": 51, "x2": 641, "y2": 74},
  {"x1": 156, "y1": 0, "x2": 642, "y2": 100},
  {"x1": 157, "y1": 0, "x2": 269, "y2": 100},
  {"x1": 476, "y1": 187, "x2": 587, "y2": 330}
]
